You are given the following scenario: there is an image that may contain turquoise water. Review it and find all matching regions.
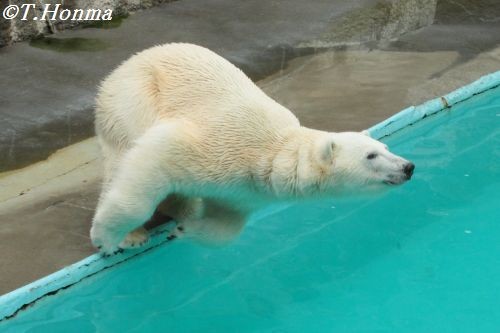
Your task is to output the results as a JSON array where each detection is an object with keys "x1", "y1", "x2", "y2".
[{"x1": 2, "y1": 87, "x2": 500, "y2": 332}]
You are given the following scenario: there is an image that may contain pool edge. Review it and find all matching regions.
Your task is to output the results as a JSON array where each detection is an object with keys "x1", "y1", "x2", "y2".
[
  {"x1": 0, "y1": 224, "x2": 174, "y2": 321},
  {"x1": 368, "y1": 70, "x2": 500, "y2": 139},
  {"x1": 1, "y1": 70, "x2": 500, "y2": 321}
]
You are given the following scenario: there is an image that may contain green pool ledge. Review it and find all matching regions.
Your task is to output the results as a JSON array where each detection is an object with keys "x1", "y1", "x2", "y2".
[{"x1": 1, "y1": 70, "x2": 499, "y2": 321}]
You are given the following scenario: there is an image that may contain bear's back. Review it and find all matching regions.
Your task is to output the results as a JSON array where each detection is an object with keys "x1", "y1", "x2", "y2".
[{"x1": 96, "y1": 43, "x2": 299, "y2": 151}]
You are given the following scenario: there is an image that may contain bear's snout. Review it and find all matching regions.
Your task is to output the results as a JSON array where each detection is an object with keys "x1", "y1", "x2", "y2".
[{"x1": 403, "y1": 162, "x2": 415, "y2": 179}]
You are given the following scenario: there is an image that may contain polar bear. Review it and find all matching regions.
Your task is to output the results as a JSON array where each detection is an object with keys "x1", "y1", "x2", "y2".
[{"x1": 91, "y1": 43, "x2": 414, "y2": 254}]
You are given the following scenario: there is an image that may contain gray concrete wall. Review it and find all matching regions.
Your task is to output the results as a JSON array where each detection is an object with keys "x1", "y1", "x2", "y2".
[
  {"x1": 0, "y1": 0, "x2": 172, "y2": 47},
  {"x1": 300, "y1": 0, "x2": 437, "y2": 47}
]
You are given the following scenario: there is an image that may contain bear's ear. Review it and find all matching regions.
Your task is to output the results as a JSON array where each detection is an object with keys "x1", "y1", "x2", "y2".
[
  {"x1": 317, "y1": 138, "x2": 336, "y2": 165},
  {"x1": 361, "y1": 130, "x2": 371, "y2": 137}
]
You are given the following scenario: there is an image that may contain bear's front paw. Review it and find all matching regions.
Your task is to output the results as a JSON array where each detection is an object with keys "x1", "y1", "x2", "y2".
[
  {"x1": 90, "y1": 224, "x2": 124, "y2": 255},
  {"x1": 119, "y1": 227, "x2": 149, "y2": 249}
]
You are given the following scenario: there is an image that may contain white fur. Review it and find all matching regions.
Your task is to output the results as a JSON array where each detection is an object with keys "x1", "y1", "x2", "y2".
[{"x1": 91, "y1": 43, "x2": 412, "y2": 254}]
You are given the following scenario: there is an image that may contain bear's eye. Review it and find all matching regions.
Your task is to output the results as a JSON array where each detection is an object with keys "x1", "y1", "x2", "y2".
[{"x1": 367, "y1": 153, "x2": 378, "y2": 160}]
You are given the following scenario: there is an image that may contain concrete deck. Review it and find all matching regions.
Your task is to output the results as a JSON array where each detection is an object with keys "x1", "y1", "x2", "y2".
[{"x1": 1, "y1": 0, "x2": 500, "y2": 294}]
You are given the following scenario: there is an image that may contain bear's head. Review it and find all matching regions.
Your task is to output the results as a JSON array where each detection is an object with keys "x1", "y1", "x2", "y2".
[{"x1": 314, "y1": 131, "x2": 414, "y2": 195}]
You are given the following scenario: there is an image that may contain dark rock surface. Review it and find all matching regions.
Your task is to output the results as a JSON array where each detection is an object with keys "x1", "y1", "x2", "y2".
[{"x1": 0, "y1": 0, "x2": 174, "y2": 46}]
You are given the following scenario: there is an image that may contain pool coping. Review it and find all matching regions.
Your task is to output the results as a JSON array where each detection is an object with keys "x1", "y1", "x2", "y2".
[
  {"x1": 1, "y1": 70, "x2": 500, "y2": 321},
  {"x1": 368, "y1": 70, "x2": 500, "y2": 139}
]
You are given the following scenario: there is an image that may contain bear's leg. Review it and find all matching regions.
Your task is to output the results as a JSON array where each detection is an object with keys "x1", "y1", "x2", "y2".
[
  {"x1": 99, "y1": 139, "x2": 124, "y2": 185},
  {"x1": 168, "y1": 200, "x2": 247, "y2": 245},
  {"x1": 158, "y1": 194, "x2": 205, "y2": 221},
  {"x1": 91, "y1": 123, "x2": 180, "y2": 254},
  {"x1": 97, "y1": 139, "x2": 126, "y2": 206},
  {"x1": 169, "y1": 216, "x2": 247, "y2": 245}
]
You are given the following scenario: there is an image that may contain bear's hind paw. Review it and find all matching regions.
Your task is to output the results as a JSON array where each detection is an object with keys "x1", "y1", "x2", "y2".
[{"x1": 167, "y1": 225, "x2": 185, "y2": 241}]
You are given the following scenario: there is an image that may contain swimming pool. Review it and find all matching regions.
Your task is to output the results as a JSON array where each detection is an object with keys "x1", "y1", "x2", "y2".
[{"x1": 1, "y1": 79, "x2": 499, "y2": 332}]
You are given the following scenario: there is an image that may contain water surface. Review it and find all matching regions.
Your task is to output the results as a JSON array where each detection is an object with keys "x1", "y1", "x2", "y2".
[{"x1": 2, "y1": 87, "x2": 500, "y2": 332}]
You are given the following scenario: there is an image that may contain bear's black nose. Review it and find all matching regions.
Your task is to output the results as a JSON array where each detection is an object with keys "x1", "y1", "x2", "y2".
[{"x1": 404, "y1": 162, "x2": 415, "y2": 178}]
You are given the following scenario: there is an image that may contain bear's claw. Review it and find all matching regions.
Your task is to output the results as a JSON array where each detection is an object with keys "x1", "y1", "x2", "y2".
[
  {"x1": 119, "y1": 227, "x2": 150, "y2": 249},
  {"x1": 100, "y1": 247, "x2": 124, "y2": 258}
]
